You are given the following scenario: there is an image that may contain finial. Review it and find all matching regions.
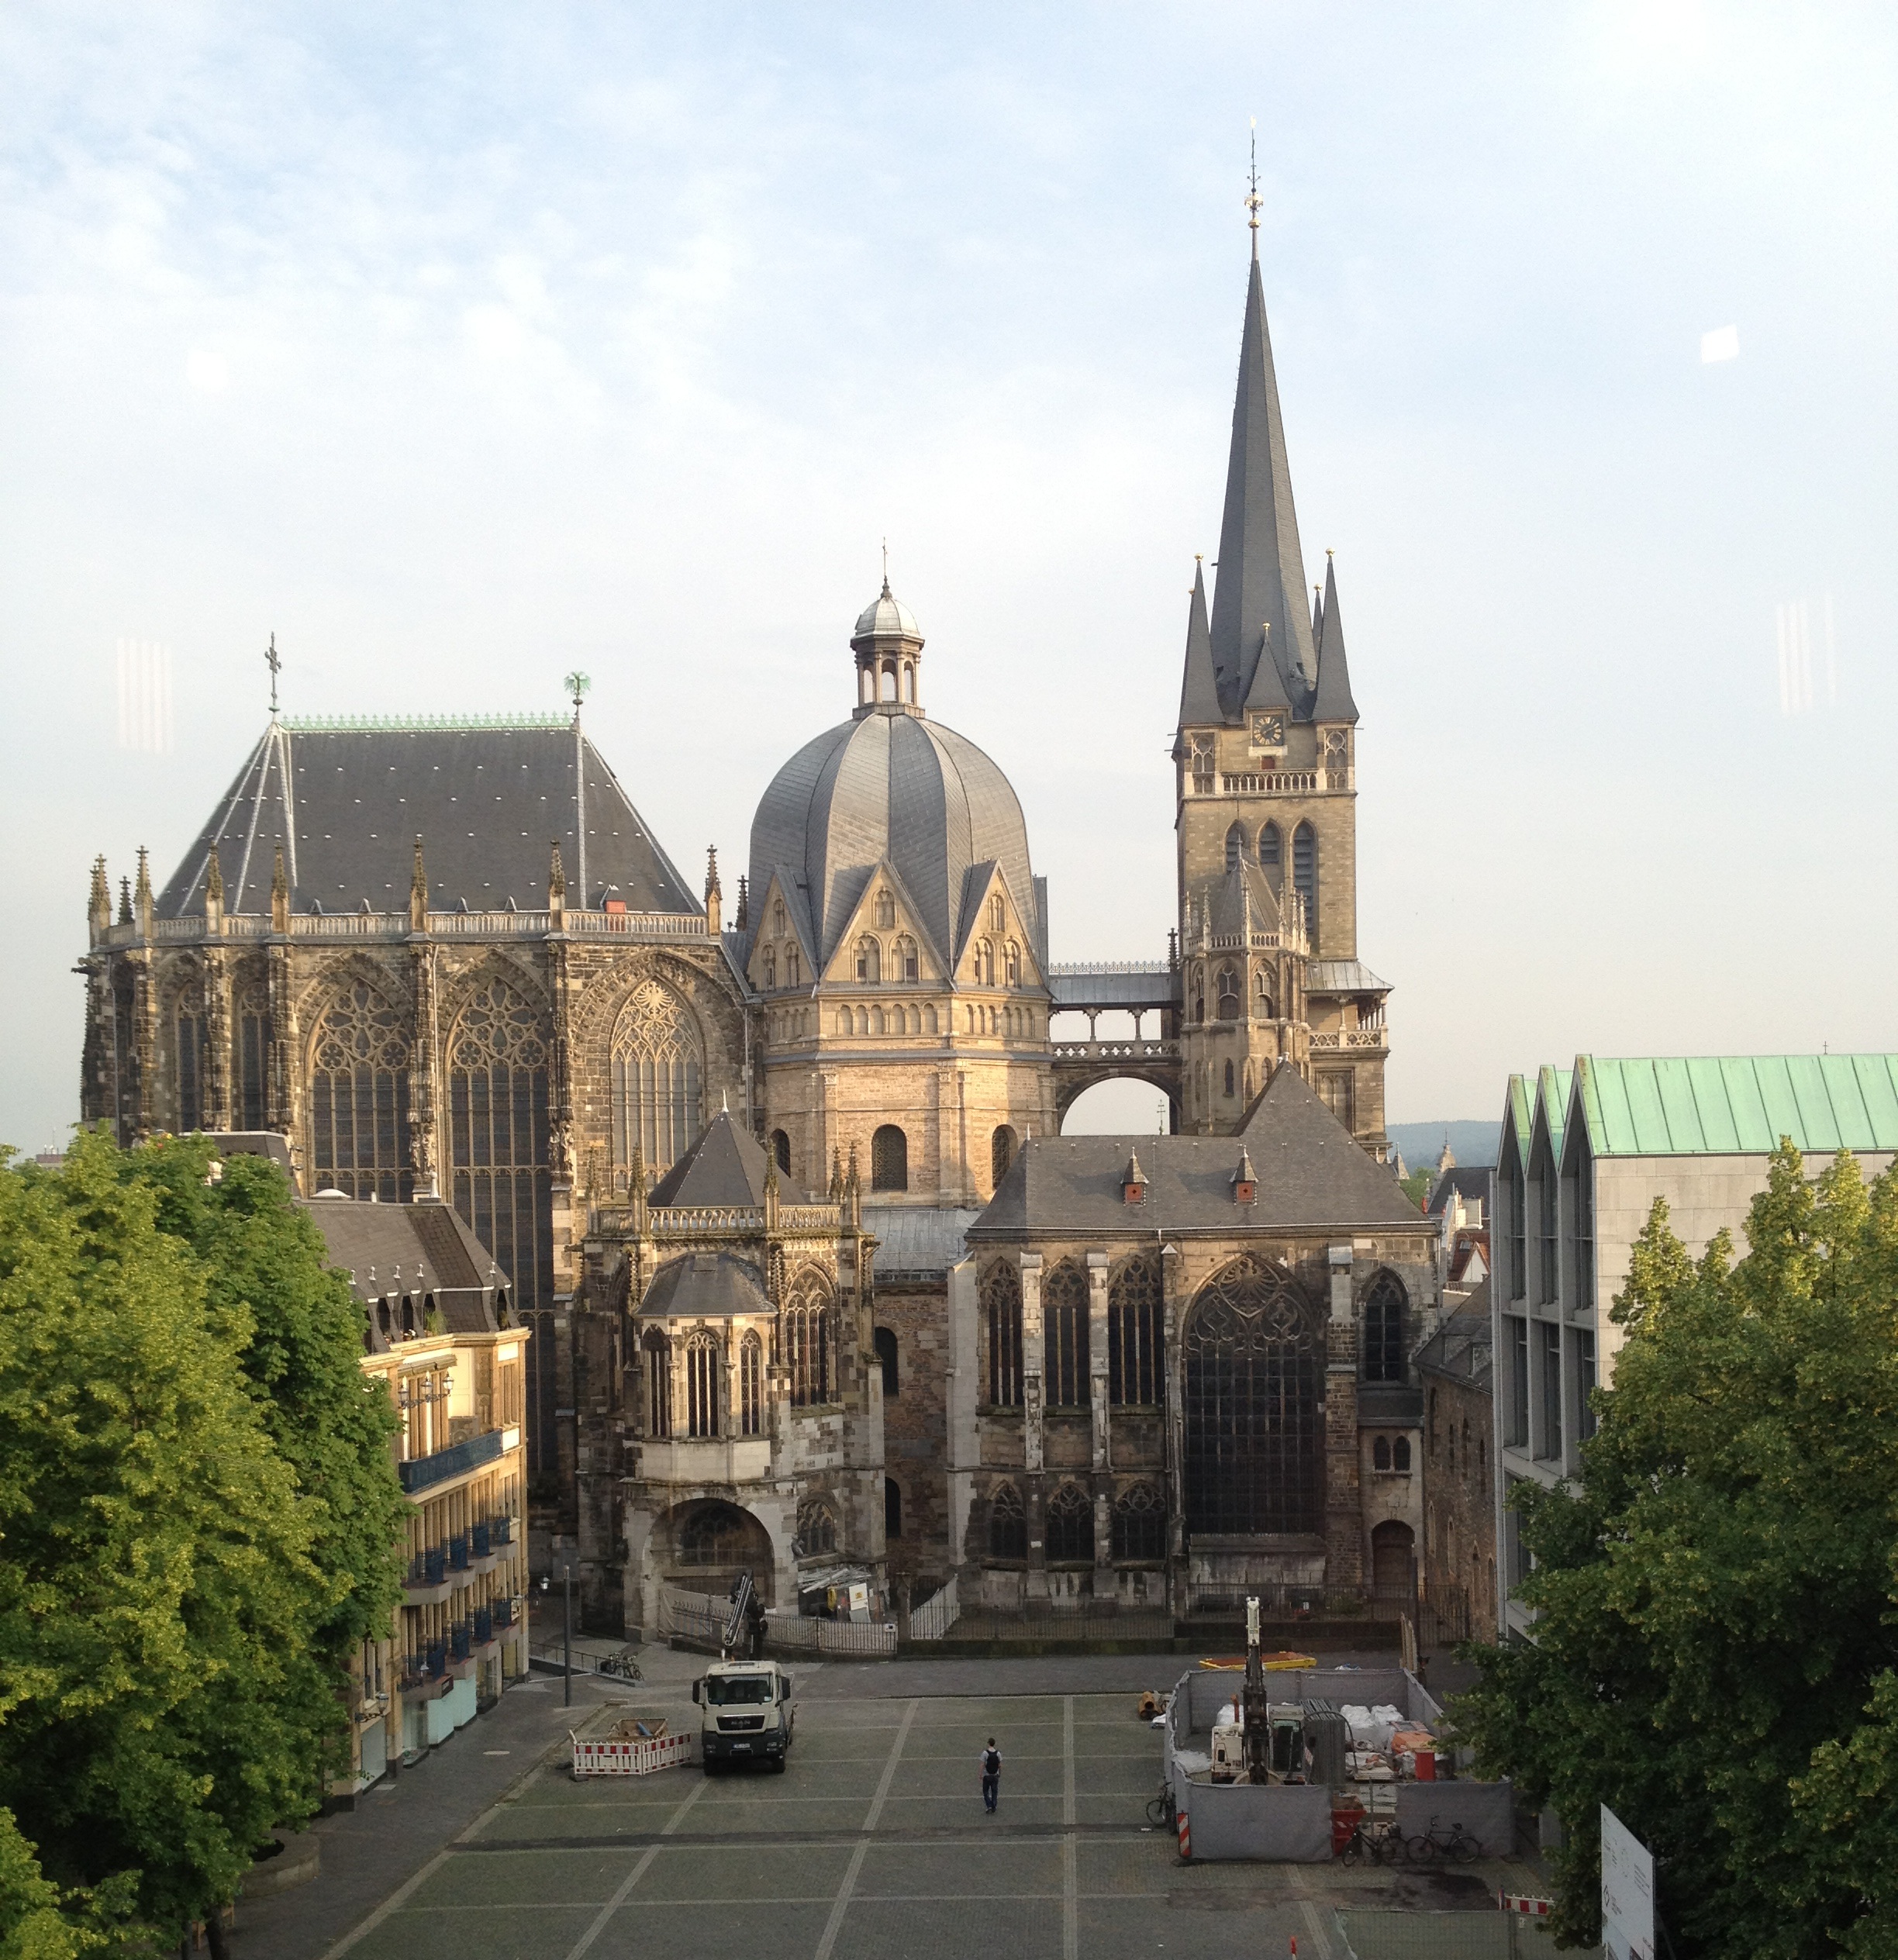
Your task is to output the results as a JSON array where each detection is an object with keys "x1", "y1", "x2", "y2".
[
  {"x1": 117, "y1": 875, "x2": 133, "y2": 925},
  {"x1": 734, "y1": 874, "x2": 749, "y2": 931},
  {"x1": 721, "y1": 1088, "x2": 730, "y2": 1115},
  {"x1": 1245, "y1": 119, "x2": 1262, "y2": 258},
  {"x1": 1327, "y1": 546, "x2": 1334, "y2": 559},
  {"x1": 881, "y1": 537, "x2": 890, "y2": 597},
  {"x1": 264, "y1": 633, "x2": 281, "y2": 714},
  {"x1": 564, "y1": 671, "x2": 591, "y2": 716},
  {"x1": 205, "y1": 845, "x2": 224, "y2": 905},
  {"x1": 705, "y1": 845, "x2": 721, "y2": 899},
  {"x1": 547, "y1": 840, "x2": 565, "y2": 899}
]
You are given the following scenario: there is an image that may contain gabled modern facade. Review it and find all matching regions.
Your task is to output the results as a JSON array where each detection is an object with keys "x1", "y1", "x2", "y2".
[{"x1": 1493, "y1": 1054, "x2": 1898, "y2": 1641}]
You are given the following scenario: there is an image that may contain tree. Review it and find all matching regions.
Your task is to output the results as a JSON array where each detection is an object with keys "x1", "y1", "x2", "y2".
[
  {"x1": 123, "y1": 1137, "x2": 405, "y2": 1666},
  {"x1": 0, "y1": 1134, "x2": 341, "y2": 1954},
  {"x1": 0, "y1": 1807, "x2": 111, "y2": 1960},
  {"x1": 1455, "y1": 1144, "x2": 1898, "y2": 1955}
]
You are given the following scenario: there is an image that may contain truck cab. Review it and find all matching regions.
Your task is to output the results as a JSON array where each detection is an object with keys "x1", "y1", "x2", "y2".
[{"x1": 692, "y1": 1659, "x2": 795, "y2": 1772}]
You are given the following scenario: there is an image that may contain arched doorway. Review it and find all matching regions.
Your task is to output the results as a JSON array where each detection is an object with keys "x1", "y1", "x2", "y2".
[
  {"x1": 654, "y1": 1499, "x2": 776, "y2": 1605},
  {"x1": 1370, "y1": 1520, "x2": 1415, "y2": 1602},
  {"x1": 1181, "y1": 1259, "x2": 1323, "y2": 1537}
]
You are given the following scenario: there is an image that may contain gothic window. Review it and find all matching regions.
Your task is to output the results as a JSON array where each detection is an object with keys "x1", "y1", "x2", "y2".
[
  {"x1": 1318, "y1": 1071, "x2": 1355, "y2": 1130},
  {"x1": 989, "y1": 1482, "x2": 1027, "y2": 1560},
  {"x1": 989, "y1": 894, "x2": 1004, "y2": 932},
  {"x1": 975, "y1": 939, "x2": 996, "y2": 986},
  {"x1": 174, "y1": 1002, "x2": 207, "y2": 1133},
  {"x1": 310, "y1": 977, "x2": 412, "y2": 1203},
  {"x1": 785, "y1": 945, "x2": 801, "y2": 986},
  {"x1": 885, "y1": 1477, "x2": 902, "y2": 1538},
  {"x1": 1394, "y1": 1436, "x2": 1412, "y2": 1472},
  {"x1": 1112, "y1": 1482, "x2": 1166, "y2": 1561},
  {"x1": 1225, "y1": 822, "x2": 1246, "y2": 872},
  {"x1": 1182, "y1": 1258, "x2": 1322, "y2": 1537},
  {"x1": 896, "y1": 934, "x2": 918, "y2": 981},
  {"x1": 739, "y1": 1331, "x2": 763, "y2": 1437},
  {"x1": 783, "y1": 1270, "x2": 833, "y2": 1407},
  {"x1": 1292, "y1": 823, "x2": 1318, "y2": 940},
  {"x1": 1363, "y1": 1272, "x2": 1408, "y2": 1383},
  {"x1": 875, "y1": 888, "x2": 896, "y2": 929},
  {"x1": 874, "y1": 1326, "x2": 899, "y2": 1397},
  {"x1": 1223, "y1": 1059, "x2": 1236, "y2": 1098},
  {"x1": 871, "y1": 1124, "x2": 908, "y2": 1192},
  {"x1": 644, "y1": 1330, "x2": 671, "y2": 1439},
  {"x1": 1258, "y1": 821, "x2": 1282, "y2": 881},
  {"x1": 983, "y1": 1261, "x2": 1023, "y2": 1407},
  {"x1": 1047, "y1": 1482, "x2": 1093, "y2": 1562},
  {"x1": 1190, "y1": 734, "x2": 1214, "y2": 785},
  {"x1": 1108, "y1": 1253, "x2": 1162, "y2": 1406},
  {"x1": 762, "y1": 948, "x2": 776, "y2": 990},
  {"x1": 1323, "y1": 728, "x2": 1350, "y2": 779},
  {"x1": 795, "y1": 1496, "x2": 837, "y2": 1557},
  {"x1": 1256, "y1": 965, "x2": 1277, "y2": 1017},
  {"x1": 610, "y1": 980, "x2": 703, "y2": 1176},
  {"x1": 773, "y1": 900, "x2": 785, "y2": 937},
  {"x1": 679, "y1": 1503, "x2": 758, "y2": 1566},
  {"x1": 991, "y1": 1124, "x2": 1017, "y2": 1185},
  {"x1": 1192, "y1": 965, "x2": 1206, "y2": 1025},
  {"x1": 686, "y1": 1331, "x2": 720, "y2": 1438},
  {"x1": 1374, "y1": 1436, "x2": 1392, "y2": 1470},
  {"x1": 448, "y1": 975, "x2": 555, "y2": 1470},
  {"x1": 1044, "y1": 1261, "x2": 1090, "y2": 1408},
  {"x1": 235, "y1": 978, "x2": 271, "y2": 1132},
  {"x1": 771, "y1": 1129, "x2": 792, "y2": 1175},
  {"x1": 1215, "y1": 964, "x2": 1238, "y2": 1020},
  {"x1": 1005, "y1": 941, "x2": 1020, "y2": 985},
  {"x1": 855, "y1": 937, "x2": 882, "y2": 983}
]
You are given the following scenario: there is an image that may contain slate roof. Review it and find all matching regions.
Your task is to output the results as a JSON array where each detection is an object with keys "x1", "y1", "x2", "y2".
[
  {"x1": 1310, "y1": 553, "x2": 1360, "y2": 726},
  {"x1": 157, "y1": 717, "x2": 699, "y2": 918},
  {"x1": 639, "y1": 1251, "x2": 771, "y2": 1320},
  {"x1": 746, "y1": 703, "x2": 1041, "y2": 975},
  {"x1": 1306, "y1": 961, "x2": 1392, "y2": 996},
  {"x1": 648, "y1": 1109, "x2": 809, "y2": 1207},
  {"x1": 1426, "y1": 1167, "x2": 1492, "y2": 1217},
  {"x1": 1047, "y1": 965, "x2": 1175, "y2": 1011},
  {"x1": 1572, "y1": 1054, "x2": 1898, "y2": 1158},
  {"x1": 298, "y1": 1194, "x2": 509, "y2": 1342},
  {"x1": 968, "y1": 1063, "x2": 1424, "y2": 1237},
  {"x1": 863, "y1": 1204, "x2": 981, "y2": 1279},
  {"x1": 1414, "y1": 1280, "x2": 1493, "y2": 1386}
]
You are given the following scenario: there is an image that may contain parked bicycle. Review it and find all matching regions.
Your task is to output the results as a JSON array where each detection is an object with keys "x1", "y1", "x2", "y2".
[
  {"x1": 598, "y1": 1648, "x2": 644, "y2": 1683},
  {"x1": 1341, "y1": 1818, "x2": 1407, "y2": 1866},
  {"x1": 1406, "y1": 1815, "x2": 1481, "y2": 1864},
  {"x1": 1144, "y1": 1782, "x2": 1176, "y2": 1829}
]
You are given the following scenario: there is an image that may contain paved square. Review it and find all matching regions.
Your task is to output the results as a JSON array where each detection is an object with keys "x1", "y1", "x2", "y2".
[{"x1": 324, "y1": 1691, "x2": 1520, "y2": 1960}]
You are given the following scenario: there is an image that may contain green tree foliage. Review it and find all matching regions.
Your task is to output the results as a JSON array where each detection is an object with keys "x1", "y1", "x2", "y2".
[
  {"x1": 1399, "y1": 1168, "x2": 1433, "y2": 1210},
  {"x1": 1455, "y1": 1144, "x2": 1898, "y2": 1956},
  {"x1": 123, "y1": 1137, "x2": 405, "y2": 1662},
  {"x1": 0, "y1": 1133, "x2": 357, "y2": 1948},
  {"x1": 0, "y1": 1806, "x2": 109, "y2": 1960}
]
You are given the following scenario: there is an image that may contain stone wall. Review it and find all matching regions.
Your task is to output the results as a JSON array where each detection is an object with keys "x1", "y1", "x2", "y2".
[{"x1": 1421, "y1": 1362, "x2": 1496, "y2": 1644}]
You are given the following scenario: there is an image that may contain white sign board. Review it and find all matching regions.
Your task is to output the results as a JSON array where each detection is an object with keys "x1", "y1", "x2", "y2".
[{"x1": 1601, "y1": 1804, "x2": 1655, "y2": 1960}]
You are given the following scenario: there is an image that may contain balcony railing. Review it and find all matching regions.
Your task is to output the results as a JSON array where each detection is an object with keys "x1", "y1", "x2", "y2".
[
  {"x1": 492, "y1": 1515, "x2": 512, "y2": 1547},
  {"x1": 474, "y1": 1606, "x2": 493, "y2": 1644},
  {"x1": 450, "y1": 1621, "x2": 471, "y2": 1662},
  {"x1": 398, "y1": 1427, "x2": 504, "y2": 1494},
  {"x1": 448, "y1": 1534, "x2": 470, "y2": 1572},
  {"x1": 493, "y1": 1596, "x2": 516, "y2": 1629},
  {"x1": 471, "y1": 1522, "x2": 492, "y2": 1558}
]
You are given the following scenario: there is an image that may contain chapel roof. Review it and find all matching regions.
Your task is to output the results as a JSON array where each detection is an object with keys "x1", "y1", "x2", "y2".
[
  {"x1": 647, "y1": 1107, "x2": 809, "y2": 1207},
  {"x1": 638, "y1": 1251, "x2": 772, "y2": 1320},
  {"x1": 297, "y1": 1194, "x2": 511, "y2": 1343}
]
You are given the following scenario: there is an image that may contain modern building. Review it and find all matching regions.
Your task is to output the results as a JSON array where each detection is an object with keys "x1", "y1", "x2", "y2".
[
  {"x1": 299, "y1": 1192, "x2": 530, "y2": 1786},
  {"x1": 1492, "y1": 1054, "x2": 1898, "y2": 1641}
]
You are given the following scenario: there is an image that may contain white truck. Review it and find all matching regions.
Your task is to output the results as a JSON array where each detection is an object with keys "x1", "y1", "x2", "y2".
[{"x1": 692, "y1": 1658, "x2": 795, "y2": 1772}]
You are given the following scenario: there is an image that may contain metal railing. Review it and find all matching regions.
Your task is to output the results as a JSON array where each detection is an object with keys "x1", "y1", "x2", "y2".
[
  {"x1": 947, "y1": 1599, "x2": 1172, "y2": 1642},
  {"x1": 398, "y1": 1427, "x2": 504, "y2": 1494},
  {"x1": 908, "y1": 1575, "x2": 959, "y2": 1641}
]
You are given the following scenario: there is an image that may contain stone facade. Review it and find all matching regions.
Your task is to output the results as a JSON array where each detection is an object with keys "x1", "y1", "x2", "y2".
[{"x1": 1415, "y1": 1289, "x2": 1495, "y2": 1645}]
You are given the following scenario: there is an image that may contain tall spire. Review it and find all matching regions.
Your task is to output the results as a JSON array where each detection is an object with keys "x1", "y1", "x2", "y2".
[
  {"x1": 1177, "y1": 557, "x2": 1220, "y2": 730},
  {"x1": 1208, "y1": 251, "x2": 1317, "y2": 720},
  {"x1": 1311, "y1": 550, "x2": 1360, "y2": 725}
]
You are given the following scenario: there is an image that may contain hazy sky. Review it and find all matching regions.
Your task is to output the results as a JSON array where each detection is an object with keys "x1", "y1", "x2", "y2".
[{"x1": 3, "y1": 2, "x2": 1895, "y2": 1154}]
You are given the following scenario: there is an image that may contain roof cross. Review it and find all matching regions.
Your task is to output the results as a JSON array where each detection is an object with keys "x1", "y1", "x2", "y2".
[
  {"x1": 1245, "y1": 119, "x2": 1262, "y2": 257},
  {"x1": 264, "y1": 633, "x2": 281, "y2": 714}
]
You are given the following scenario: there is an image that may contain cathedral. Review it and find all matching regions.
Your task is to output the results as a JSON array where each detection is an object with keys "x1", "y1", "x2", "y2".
[{"x1": 80, "y1": 227, "x2": 1443, "y2": 1631}]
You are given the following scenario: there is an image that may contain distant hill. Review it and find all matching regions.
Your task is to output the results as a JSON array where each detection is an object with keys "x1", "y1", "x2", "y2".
[{"x1": 1386, "y1": 1120, "x2": 1499, "y2": 1173}]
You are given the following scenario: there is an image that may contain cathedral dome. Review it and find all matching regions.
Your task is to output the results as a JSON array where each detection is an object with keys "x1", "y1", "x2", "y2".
[
  {"x1": 748, "y1": 594, "x2": 1040, "y2": 977},
  {"x1": 851, "y1": 581, "x2": 922, "y2": 650}
]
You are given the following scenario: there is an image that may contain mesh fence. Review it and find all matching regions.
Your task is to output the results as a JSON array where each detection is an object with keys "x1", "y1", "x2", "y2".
[{"x1": 1334, "y1": 1910, "x2": 1601, "y2": 1960}]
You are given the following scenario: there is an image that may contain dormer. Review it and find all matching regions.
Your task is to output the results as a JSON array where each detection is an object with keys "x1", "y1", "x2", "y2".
[
  {"x1": 1122, "y1": 1150, "x2": 1147, "y2": 1206},
  {"x1": 1231, "y1": 1147, "x2": 1257, "y2": 1205}
]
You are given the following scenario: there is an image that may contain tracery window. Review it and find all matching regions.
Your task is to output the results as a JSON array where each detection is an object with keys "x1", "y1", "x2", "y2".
[
  {"x1": 989, "y1": 894, "x2": 1004, "y2": 932},
  {"x1": 989, "y1": 1482, "x2": 1027, "y2": 1560},
  {"x1": 795, "y1": 1496, "x2": 837, "y2": 1558},
  {"x1": 233, "y1": 978, "x2": 271, "y2": 1132},
  {"x1": 739, "y1": 1332, "x2": 764, "y2": 1436},
  {"x1": 1005, "y1": 941, "x2": 1020, "y2": 985},
  {"x1": 871, "y1": 1124, "x2": 908, "y2": 1192},
  {"x1": 875, "y1": 889, "x2": 896, "y2": 929},
  {"x1": 1047, "y1": 1482, "x2": 1094, "y2": 1563},
  {"x1": 686, "y1": 1331, "x2": 720, "y2": 1438},
  {"x1": 644, "y1": 1330, "x2": 671, "y2": 1439},
  {"x1": 983, "y1": 1261, "x2": 1023, "y2": 1407},
  {"x1": 855, "y1": 937, "x2": 882, "y2": 983},
  {"x1": 991, "y1": 1124, "x2": 1017, "y2": 1185},
  {"x1": 1192, "y1": 965, "x2": 1206, "y2": 1025},
  {"x1": 448, "y1": 974, "x2": 555, "y2": 1470},
  {"x1": 610, "y1": 980, "x2": 703, "y2": 1176},
  {"x1": 310, "y1": 977, "x2": 412, "y2": 1203},
  {"x1": 896, "y1": 934, "x2": 918, "y2": 981},
  {"x1": 1225, "y1": 822, "x2": 1246, "y2": 872},
  {"x1": 1112, "y1": 1482, "x2": 1167, "y2": 1561},
  {"x1": 773, "y1": 901, "x2": 786, "y2": 937},
  {"x1": 679, "y1": 1503, "x2": 757, "y2": 1567},
  {"x1": 785, "y1": 946, "x2": 801, "y2": 986},
  {"x1": 1182, "y1": 1258, "x2": 1322, "y2": 1537},
  {"x1": 1216, "y1": 965, "x2": 1239, "y2": 1019},
  {"x1": 1043, "y1": 1261, "x2": 1090, "y2": 1408},
  {"x1": 1292, "y1": 823, "x2": 1318, "y2": 940},
  {"x1": 783, "y1": 1270, "x2": 833, "y2": 1407},
  {"x1": 1256, "y1": 965, "x2": 1277, "y2": 1017},
  {"x1": 1363, "y1": 1272, "x2": 1407, "y2": 1383},
  {"x1": 1108, "y1": 1252, "x2": 1162, "y2": 1406},
  {"x1": 174, "y1": 999, "x2": 207, "y2": 1133},
  {"x1": 975, "y1": 939, "x2": 996, "y2": 986},
  {"x1": 1258, "y1": 821, "x2": 1282, "y2": 881},
  {"x1": 763, "y1": 948, "x2": 776, "y2": 990}
]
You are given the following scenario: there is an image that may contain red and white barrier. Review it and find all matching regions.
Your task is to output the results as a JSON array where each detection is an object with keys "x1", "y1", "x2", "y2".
[
  {"x1": 571, "y1": 1733, "x2": 691, "y2": 1777},
  {"x1": 1177, "y1": 1807, "x2": 1192, "y2": 1862},
  {"x1": 1500, "y1": 1893, "x2": 1552, "y2": 1916}
]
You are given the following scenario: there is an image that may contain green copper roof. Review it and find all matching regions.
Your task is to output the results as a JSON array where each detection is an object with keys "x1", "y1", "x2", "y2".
[
  {"x1": 1574, "y1": 1055, "x2": 1898, "y2": 1158},
  {"x1": 1537, "y1": 1065, "x2": 1572, "y2": 1164},
  {"x1": 1503, "y1": 1074, "x2": 1534, "y2": 1171}
]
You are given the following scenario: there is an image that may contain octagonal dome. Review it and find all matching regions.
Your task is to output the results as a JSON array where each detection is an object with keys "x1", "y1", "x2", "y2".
[{"x1": 851, "y1": 581, "x2": 923, "y2": 650}]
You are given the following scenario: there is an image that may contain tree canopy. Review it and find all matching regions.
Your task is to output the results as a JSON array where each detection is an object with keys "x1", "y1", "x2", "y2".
[
  {"x1": 0, "y1": 1130, "x2": 404, "y2": 1952},
  {"x1": 1455, "y1": 1144, "x2": 1898, "y2": 1956}
]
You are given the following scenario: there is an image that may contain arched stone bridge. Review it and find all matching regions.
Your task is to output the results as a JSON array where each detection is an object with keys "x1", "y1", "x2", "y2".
[{"x1": 1048, "y1": 961, "x2": 1182, "y2": 1129}]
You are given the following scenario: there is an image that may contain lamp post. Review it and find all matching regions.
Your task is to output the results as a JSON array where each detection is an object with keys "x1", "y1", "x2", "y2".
[{"x1": 539, "y1": 1568, "x2": 573, "y2": 1709}]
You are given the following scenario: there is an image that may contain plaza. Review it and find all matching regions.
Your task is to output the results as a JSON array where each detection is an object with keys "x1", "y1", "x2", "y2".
[{"x1": 234, "y1": 1650, "x2": 1551, "y2": 1960}]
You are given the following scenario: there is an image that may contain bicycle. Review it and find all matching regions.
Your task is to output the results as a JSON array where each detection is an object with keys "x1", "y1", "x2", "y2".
[
  {"x1": 1144, "y1": 1782, "x2": 1177, "y2": 1829},
  {"x1": 598, "y1": 1648, "x2": 644, "y2": 1683},
  {"x1": 1340, "y1": 1819, "x2": 1406, "y2": 1866},
  {"x1": 1406, "y1": 1815, "x2": 1481, "y2": 1864}
]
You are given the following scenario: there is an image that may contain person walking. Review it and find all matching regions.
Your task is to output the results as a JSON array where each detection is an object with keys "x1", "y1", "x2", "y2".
[{"x1": 980, "y1": 1737, "x2": 1002, "y2": 1813}]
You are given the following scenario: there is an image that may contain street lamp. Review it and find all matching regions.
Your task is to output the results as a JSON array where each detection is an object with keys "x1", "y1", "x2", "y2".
[{"x1": 539, "y1": 1568, "x2": 573, "y2": 1708}]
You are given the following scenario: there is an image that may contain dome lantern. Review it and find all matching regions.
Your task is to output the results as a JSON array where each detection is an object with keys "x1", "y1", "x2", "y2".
[{"x1": 850, "y1": 572, "x2": 926, "y2": 719}]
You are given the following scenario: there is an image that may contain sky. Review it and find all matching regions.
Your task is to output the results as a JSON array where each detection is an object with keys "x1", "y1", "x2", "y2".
[{"x1": 2, "y1": 2, "x2": 1895, "y2": 1154}]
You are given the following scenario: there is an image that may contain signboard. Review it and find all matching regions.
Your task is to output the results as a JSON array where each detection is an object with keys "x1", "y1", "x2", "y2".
[
  {"x1": 848, "y1": 1582, "x2": 871, "y2": 1623},
  {"x1": 1600, "y1": 1804, "x2": 1655, "y2": 1960}
]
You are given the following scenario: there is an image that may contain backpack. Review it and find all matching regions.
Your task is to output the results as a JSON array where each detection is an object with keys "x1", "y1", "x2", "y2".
[{"x1": 983, "y1": 1748, "x2": 1000, "y2": 1776}]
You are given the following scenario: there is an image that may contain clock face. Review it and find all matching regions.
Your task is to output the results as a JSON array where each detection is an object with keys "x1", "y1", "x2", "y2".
[{"x1": 1250, "y1": 713, "x2": 1285, "y2": 750}]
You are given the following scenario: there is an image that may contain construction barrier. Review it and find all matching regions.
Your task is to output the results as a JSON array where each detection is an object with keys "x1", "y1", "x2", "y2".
[
  {"x1": 1500, "y1": 1893, "x2": 1553, "y2": 1916},
  {"x1": 1177, "y1": 1806, "x2": 1192, "y2": 1862},
  {"x1": 571, "y1": 1732, "x2": 691, "y2": 1778}
]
